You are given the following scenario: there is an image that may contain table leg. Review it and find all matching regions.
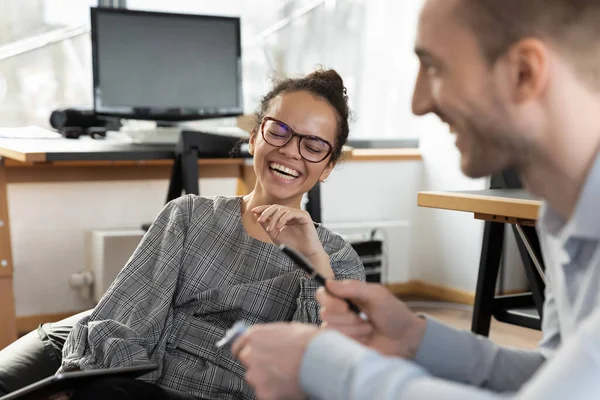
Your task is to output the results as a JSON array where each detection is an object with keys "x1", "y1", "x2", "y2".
[
  {"x1": 512, "y1": 224, "x2": 545, "y2": 318},
  {"x1": 166, "y1": 154, "x2": 184, "y2": 202},
  {"x1": 306, "y1": 183, "x2": 322, "y2": 223},
  {"x1": 471, "y1": 221, "x2": 505, "y2": 336},
  {"x1": 181, "y1": 149, "x2": 200, "y2": 196},
  {"x1": 0, "y1": 166, "x2": 17, "y2": 349}
]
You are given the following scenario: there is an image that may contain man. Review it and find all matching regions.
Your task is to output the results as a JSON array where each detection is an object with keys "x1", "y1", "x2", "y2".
[{"x1": 232, "y1": 0, "x2": 600, "y2": 398}]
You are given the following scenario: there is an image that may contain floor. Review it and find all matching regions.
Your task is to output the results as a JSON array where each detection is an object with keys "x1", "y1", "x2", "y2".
[{"x1": 406, "y1": 301, "x2": 543, "y2": 349}]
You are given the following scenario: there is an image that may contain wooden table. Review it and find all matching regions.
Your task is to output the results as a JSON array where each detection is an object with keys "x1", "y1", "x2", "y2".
[
  {"x1": 0, "y1": 135, "x2": 421, "y2": 349},
  {"x1": 417, "y1": 189, "x2": 545, "y2": 335},
  {"x1": 418, "y1": 189, "x2": 542, "y2": 224}
]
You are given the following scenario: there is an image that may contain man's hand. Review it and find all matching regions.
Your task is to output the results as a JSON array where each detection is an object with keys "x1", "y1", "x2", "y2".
[
  {"x1": 232, "y1": 322, "x2": 318, "y2": 400},
  {"x1": 318, "y1": 280, "x2": 427, "y2": 359}
]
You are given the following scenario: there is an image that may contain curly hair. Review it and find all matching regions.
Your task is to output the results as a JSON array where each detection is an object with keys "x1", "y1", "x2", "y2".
[{"x1": 251, "y1": 68, "x2": 351, "y2": 164}]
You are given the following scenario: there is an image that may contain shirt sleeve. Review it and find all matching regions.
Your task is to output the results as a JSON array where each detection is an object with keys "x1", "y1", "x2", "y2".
[
  {"x1": 59, "y1": 198, "x2": 189, "y2": 379},
  {"x1": 412, "y1": 317, "x2": 546, "y2": 391},
  {"x1": 300, "y1": 330, "x2": 505, "y2": 400},
  {"x1": 300, "y1": 313, "x2": 600, "y2": 400},
  {"x1": 292, "y1": 237, "x2": 365, "y2": 324},
  {"x1": 412, "y1": 267, "x2": 560, "y2": 392},
  {"x1": 537, "y1": 261, "x2": 561, "y2": 359}
]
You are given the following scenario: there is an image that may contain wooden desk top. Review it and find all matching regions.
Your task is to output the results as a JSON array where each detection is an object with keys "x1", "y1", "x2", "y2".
[
  {"x1": 345, "y1": 148, "x2": 422, "y2": 162},
  {"x1": 417, "y1": 189, "x2": 543, "y2": 221},
  {"x1": 0, "y1": 137, "x2": 422, "y2": 164}
]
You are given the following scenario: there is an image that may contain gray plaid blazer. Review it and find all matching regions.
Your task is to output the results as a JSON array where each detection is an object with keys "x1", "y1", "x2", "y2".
[{"x1": 60, "y1": 195, "x2": 365, "y2": 399}]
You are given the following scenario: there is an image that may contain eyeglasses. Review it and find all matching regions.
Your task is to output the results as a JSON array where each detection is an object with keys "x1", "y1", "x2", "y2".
[{"x1": 260, "y1": 117, "x2": 334, "y2": 163}]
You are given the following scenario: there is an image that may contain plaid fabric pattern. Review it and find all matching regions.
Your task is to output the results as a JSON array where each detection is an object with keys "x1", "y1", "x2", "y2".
[{"x1": 60, "y1": 195, "x2": 365, "y2": 399}]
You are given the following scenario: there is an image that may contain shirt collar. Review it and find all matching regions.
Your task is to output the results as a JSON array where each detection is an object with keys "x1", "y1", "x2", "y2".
[{"x1": 539, "y1": 150, "x2": 600, "y2": 241}]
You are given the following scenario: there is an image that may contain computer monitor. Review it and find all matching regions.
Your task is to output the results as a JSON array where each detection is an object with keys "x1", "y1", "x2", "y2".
[{"x1": 91, "y1": 8, "x2": 242, "y2": 122}]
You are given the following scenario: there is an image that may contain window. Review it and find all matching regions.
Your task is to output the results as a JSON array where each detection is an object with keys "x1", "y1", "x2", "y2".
[
  {"x1": 1, "y1": 0, "x2": 419, "y2": 139},
  {"x1": 0, "y1": 0, "x2": 95, "y2": 128}
]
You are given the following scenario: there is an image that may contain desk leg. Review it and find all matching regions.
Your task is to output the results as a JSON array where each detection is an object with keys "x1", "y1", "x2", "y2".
[
  {"x1": 306, "y1": 183, "x2": 322, "y2": 223},
  {"x1": 166, "y1": 154, "x2": 184, "y2": 202},
  {"x1": 0, "y1": 167, "x2": 17, "y2": 349},
  {"x1": 181, "y1": 149, "x2": 200, "y2": 196},
  {"x1": 166, "y1": 150, "x2": 201, "y2": 202},
  {"x1": 511, "y1": 224, "x2": 545, "y2": 318},
  {"x1": 471, "y1": 221, "x2": 504, "y2": 336}
]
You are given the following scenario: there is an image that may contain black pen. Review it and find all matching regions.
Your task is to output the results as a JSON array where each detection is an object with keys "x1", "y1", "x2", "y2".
[{"x1": 279, "y1": 244, "x2": 369, "y2": 321}]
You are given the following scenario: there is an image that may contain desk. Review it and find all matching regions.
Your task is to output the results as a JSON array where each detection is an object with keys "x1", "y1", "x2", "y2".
[
  {"x1": 418, "y1": 189, "x2": 541, "y2": 223},
  {"x1": 0, "y1": 135, "x2": 422, "y2": 348},
  {"x1": 418, "y1": 189, "x2": 545, "y2": 335}
]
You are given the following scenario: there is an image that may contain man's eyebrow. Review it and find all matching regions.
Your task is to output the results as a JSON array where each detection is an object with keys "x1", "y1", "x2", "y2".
[{"x1": 415, "y1": 47, "x2": 443, "y2": 66}]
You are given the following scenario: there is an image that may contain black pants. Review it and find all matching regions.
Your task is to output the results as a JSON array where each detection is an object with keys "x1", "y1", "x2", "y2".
[{"x1": 69, "y1": 377, "x2": 201, "y2": 400}]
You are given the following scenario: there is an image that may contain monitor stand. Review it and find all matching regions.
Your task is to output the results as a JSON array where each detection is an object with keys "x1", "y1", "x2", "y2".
[{"x1": 120, "y1": 121, "x2": 182, "y2": 144}]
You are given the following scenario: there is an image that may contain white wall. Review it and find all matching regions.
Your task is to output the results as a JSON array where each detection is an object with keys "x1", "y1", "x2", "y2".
[
  {"x1": 409, "y1": 120, "x2": 487, "y2": 291},
  {"x1": 8, "y1": 177, "x2": 238, "y2": 316},
  {"x1": 321, "y1": 159, "x2": 422, "y2": 284}
]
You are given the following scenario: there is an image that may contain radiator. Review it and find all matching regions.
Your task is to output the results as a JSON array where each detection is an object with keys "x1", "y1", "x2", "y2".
[
  {"x1": 83, "y1": 222, "x2": 410, "y2": 302},
  {"x1": 84, "y1": 229, "x2": 145, "y2": 303},
  {"x1": 324, "y1": 221, "x2": 411, "y2": 284}
]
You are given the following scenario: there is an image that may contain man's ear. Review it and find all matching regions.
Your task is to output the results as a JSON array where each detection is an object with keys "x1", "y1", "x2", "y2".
[
  {"x1": 318, "y1": 161, "x2": 335, "y2": 183},
  {"x1": 503, "y1": 38, "x2": 550, "y2": 104}
]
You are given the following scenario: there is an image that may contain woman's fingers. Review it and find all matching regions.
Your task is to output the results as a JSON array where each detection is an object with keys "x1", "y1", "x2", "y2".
[
  {"x1": 255, "y1": 205, "x2": 280, "y2": 224},
  {"x1": 276, "y1": 210, "x2": 309, "y2": 230},
  {"x1": 253, "y1": 205, "x2": 309, "y2": 231},
  {"x1": 267, "y1": 208, "x2": 289, "y2": 232},
  {"x1": 251, "y1": 205, "x2": 270, "y2": 215},
  {"x1": 252, "y1": 205, "x2": 313, "y2": 238}
]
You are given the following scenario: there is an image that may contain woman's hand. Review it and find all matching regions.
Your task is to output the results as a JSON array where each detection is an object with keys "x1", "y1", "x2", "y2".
[{"x1": 252, "y1": 205, "x2": 333, "y2": 277}]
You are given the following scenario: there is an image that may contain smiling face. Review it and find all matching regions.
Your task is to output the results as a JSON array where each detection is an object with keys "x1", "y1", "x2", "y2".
[
  {"x1": 249, "y1": 90, "x2": 338, "y2": 205},
  {"x1": 411, "y1": 0, "x2": 543, "y2": 178}
]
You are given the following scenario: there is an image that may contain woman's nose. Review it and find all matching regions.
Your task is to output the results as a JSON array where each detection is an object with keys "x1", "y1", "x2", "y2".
[{"x1": 278, "y1": 136, "x2": 302, "y2": 159}]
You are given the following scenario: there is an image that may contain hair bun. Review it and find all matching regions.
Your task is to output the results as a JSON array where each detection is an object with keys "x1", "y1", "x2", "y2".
[
  {"x1": 254, "y1": 67, "x2": 351, "y2": 164},
  {"x1": 307, "y1": 69, "x2": 346, "y2": 95}
]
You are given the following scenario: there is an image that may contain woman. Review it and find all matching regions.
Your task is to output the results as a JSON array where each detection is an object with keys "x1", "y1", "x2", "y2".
[{"x1": 57, "y1": 69, "x2": 365, "y2": 400}]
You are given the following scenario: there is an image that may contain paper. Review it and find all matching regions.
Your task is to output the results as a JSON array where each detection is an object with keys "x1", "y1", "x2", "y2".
[{"x1": 0, "y1": 126, "x2": 61, "y2": 139}]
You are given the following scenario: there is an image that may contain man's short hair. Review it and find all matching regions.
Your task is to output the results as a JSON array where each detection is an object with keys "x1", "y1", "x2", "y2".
[{"x1": 456, "y1": 0, "x2": 600, "y2": 87}]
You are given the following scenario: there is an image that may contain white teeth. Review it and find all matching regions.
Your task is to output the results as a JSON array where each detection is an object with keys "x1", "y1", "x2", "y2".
[
  {"x1": 269, "y1": 162, "x2": 300, "y2": 178},
  {"x1": 272, "y1": 170, "x2": 296, "y2": 181}
]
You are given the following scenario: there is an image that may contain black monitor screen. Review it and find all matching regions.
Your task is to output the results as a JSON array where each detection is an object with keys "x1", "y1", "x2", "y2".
[{"x1": 91, "y1": 8, "x2": 242, "y2": 121}]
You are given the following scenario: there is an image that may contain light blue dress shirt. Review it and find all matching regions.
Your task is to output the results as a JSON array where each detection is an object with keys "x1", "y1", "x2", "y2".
[{"x1": 300, "y1": 150, "x2": 600, "y2": 399}]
